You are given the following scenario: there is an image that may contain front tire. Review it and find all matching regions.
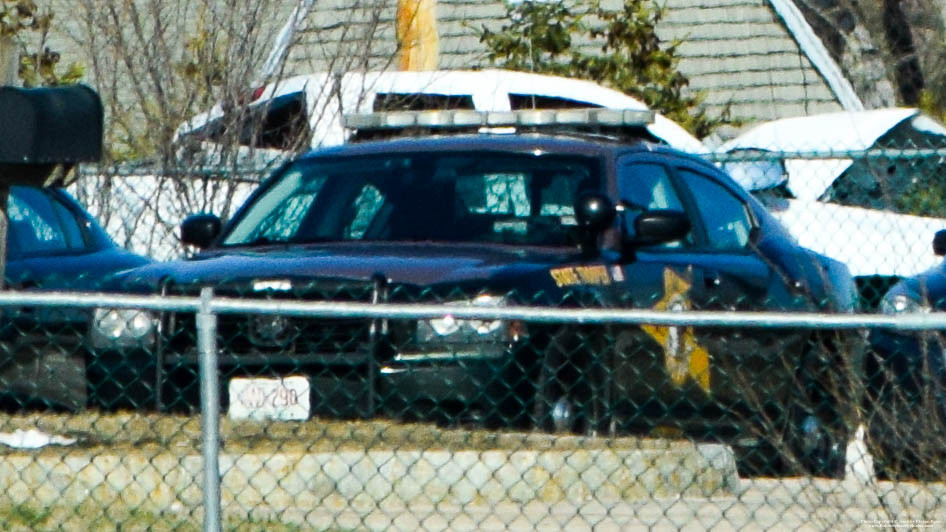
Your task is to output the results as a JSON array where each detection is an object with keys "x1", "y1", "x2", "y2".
[
  {"x1": 780, "y1": 332, "x2": 851, "y2": 478},
  {"x1": 532, "y1": 326, "x2": 609, "y2": 435}
]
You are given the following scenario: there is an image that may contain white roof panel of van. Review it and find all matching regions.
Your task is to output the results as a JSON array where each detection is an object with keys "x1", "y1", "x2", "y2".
[
  {"x1": 720, "y1": 108, "x2": 919, "y2": 154},
  {"x1": 717, "y1": 108, "x2": 921, "y2": 198}
]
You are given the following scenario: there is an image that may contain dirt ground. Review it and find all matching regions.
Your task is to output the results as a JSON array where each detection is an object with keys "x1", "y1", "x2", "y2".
[{"x1": 0, "y1": 410, "x2": 688, "y2": 457}]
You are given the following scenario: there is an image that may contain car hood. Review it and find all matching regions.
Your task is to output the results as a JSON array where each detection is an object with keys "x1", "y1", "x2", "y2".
[
  {"x1": 117, "y1": 242, "x2": 578, "y2": 292},
  {"x1": 7, "y1": 248, "x2": 152, "y2": 291}
]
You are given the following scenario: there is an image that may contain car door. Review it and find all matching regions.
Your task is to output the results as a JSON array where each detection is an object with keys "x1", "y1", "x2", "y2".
[
  {"x1": 608, "y1": 156, "x2": 718, "y2": 421},
  {"x1": 670, "y1": 163, "x2": 809, "y2": 404},
  {"x1": 610, "y1": 155, "x2": 799, "y2": 419},
  {"x1": 4, "y1": 187, "x2": 100, "y2": 326}
]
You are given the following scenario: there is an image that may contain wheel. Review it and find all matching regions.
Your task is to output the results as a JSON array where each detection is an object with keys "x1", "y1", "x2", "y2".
[
  {"x1": 0, "y1": 343, "x2": 87, "y2": 412},
  {"x1": 782, "y1": 398, "x2": 846, "y2": 477},
  {"x1": 533, "y1": 360, "x2": 582, "y2": 433},
  {"x1": 531, "y1": 326, "x2": 610, "y2": 435},
  {"x1": 779, "y1": 332, "x2": 852, "y2": 478}
]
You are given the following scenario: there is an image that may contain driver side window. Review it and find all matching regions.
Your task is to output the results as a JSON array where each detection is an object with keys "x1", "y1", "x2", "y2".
[
  {"x1": 676, "y1": 169, "x2": 753, "y2": 251},
  {"x1": 618, "y1": 162, "x2": 688, "y2": 247}
]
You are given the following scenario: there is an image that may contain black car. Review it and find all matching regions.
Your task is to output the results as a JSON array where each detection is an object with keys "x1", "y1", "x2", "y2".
[
  {"x1": 865, "y1": 230, "x2": 946, "y2": 478},
  {"x1": 90, "y1": 113, "x2": 859, "y2": 476},
  {"x1": 0, "y1": 185, "x2": 150, "y2": 411}
]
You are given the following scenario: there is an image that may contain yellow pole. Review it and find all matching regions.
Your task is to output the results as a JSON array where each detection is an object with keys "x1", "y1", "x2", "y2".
[{"x1": 396, "y1": 0, "x2": 439, "y2": 71}]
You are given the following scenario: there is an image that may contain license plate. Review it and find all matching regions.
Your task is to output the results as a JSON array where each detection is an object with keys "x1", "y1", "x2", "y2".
[{"x1": 227, "y1": 376, "x2": 310, "y2": 421}]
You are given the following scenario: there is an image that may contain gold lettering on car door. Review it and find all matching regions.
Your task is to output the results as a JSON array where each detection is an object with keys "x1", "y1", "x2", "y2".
[
  {"x1": 549, "y1": 265, "x2": 611, "y2": 287},
  {"x1": 640, "y1": 268, "x2": 711, "y2": 393}
]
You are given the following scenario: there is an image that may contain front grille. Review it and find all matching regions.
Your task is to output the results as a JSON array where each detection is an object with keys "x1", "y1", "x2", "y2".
[
  {"x1": 165, "y1": 312, "x2": 372, "y2": 357},
  {"x1": 159, "y1": 279, "x2": 401, "y2": 363}
]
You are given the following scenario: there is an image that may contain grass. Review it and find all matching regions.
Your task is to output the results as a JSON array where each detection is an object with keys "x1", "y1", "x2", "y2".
[{"x1": 0, "y1": 503, "x2": 316, "y2": 531}]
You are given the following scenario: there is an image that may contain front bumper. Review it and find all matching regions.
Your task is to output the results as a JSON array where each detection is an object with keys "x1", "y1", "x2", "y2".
[
  {"x1": 157, "y1": 340, "x2": 525, "y2": 420},
  {"x1": 380, "y1": 346, "x2": 512, "y2": 398},
  {"x1": 0, "y1": 322, "x2": 88, "y2": 411}
]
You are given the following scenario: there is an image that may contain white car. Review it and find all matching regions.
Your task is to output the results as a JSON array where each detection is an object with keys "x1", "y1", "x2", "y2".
[
  {"x1": 717, "y1": 108, "x2": 946, "y2": 285},
  {"x1": 175, "y1": 69, "x2": 707, "y2": 169}
]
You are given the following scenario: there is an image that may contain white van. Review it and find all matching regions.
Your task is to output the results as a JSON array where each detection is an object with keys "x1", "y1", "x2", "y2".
[
  {"x1": 717, "y1": 108, "x2": 946, "y2": 305},
  {"x1": 175, "y1": 69, "x2": 706, "y2": 168}
]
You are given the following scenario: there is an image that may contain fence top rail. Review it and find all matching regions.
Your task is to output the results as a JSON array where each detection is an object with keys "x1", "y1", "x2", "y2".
[
  {"x1": 707, "y1": 147, "x2": 946, "y2": 161},
  {"x1": 0, "y1": 290, "x2": 943, "y2": 330}
]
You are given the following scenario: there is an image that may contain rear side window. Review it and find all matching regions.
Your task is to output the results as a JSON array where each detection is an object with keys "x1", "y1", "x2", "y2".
[
  {"x1": 373, "y1": 93, "x2": 475, "y2": 111},
  {"x1": 7, "y1": 187, "x2": 88, "y2": 258},
  {"x1": 187, "y1": 91, "x2": 310, "y2": 150},
  {"x1": 509, "y1": 94, "x2": 602, "y2": 110},
  {"x1": 510, "y1": 94, "x2": 654, "y2": 140}
]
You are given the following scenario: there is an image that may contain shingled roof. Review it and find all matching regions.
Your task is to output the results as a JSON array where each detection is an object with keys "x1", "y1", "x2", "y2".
[{"x1": 283, "y1": 0, "x2": 858, "y2": 129}]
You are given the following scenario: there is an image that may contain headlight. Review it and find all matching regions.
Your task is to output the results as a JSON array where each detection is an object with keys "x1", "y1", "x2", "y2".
[
  {"x1": 417, "y1": 294, "x2": 519, "y2": 344},
  {"x1": 89, "y1": 308, "x2": 158, "y2": 349},
  {"x1": 879, "y1": 291, "x2": 930, "y2": 315}
]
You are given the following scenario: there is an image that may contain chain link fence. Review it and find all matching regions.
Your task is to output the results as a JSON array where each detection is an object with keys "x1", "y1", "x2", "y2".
[
  {"x1": 0, "y1": 284, "x2": 941, "y2": 530},
  {"x1": 0, "y1": 140, "x2": 943, "y2": 529}
]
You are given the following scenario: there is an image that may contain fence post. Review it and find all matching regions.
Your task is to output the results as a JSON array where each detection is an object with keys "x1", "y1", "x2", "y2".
[
  {"x1": 197, "y1": 286, "x2": 221, "y2": 532},
  {"x1": 0, "y1": 36, "x2": 15, "y2": 291}
]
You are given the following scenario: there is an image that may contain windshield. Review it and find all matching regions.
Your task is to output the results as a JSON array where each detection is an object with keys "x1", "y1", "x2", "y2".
[{"x1": 222, "y1": 152, "x2": 602, "y2": 247}]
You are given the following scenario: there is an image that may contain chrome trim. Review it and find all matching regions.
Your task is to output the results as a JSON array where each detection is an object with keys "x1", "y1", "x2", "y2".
[{"x1": 393, "y1": 348, "x2": 506, "y2": 362}]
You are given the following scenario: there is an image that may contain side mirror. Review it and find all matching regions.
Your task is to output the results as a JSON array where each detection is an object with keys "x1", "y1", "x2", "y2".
[
  {"x1": 934, "y1": 230, "x2": 946, "y2": 256},
  {"x1": 634, "y1": 209, "x2": 691, "y2": 245},
  {"x1": 181, "y1": 214, "x2": 222, "y2": 249}
]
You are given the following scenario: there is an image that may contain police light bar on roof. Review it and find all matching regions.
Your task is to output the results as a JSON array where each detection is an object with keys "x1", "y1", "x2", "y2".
[{"x1": 342, "y1": 108, "x2": 655, "y2": 131}]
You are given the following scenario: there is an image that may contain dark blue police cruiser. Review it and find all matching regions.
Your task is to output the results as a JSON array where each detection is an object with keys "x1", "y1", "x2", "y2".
[
  {"x1": 865, "y1": 229, "x2": 946, "y2": 478},
  {"x1": 89, "y1": 109, "x2": 859, "y2": 476}
]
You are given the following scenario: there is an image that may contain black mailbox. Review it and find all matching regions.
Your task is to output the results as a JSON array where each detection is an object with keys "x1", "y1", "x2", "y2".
[{"x1": 0, "y1": 84, "x2": 103, "y2": 185}]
